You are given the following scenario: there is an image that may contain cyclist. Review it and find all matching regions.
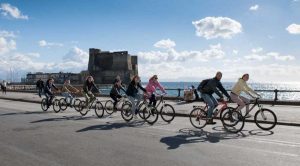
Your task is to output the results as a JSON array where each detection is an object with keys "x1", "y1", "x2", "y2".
[
  {"x1": 198, "y1": 71, "x2": 231, "y2": 125},
  {"x1": 126, "y1": 75, "x2": 147, "y2": 118},
  {"x1": 146, "y1": 75, "x2": 166, "y2": 107},
  {"x1": 110, "y1": 79, "x2": 126, "y2": 111},
  {"x1": 44, "y1": 78, "x2": 59, "y2": 108},
  {"x1": 61, "y1": 79, "x2": 80, "y2": 107},
  {"x1": 230, "y1": 73, "x2": 261, "y2": 118},
  {"x1": 83, "y1": 76, "x2": 99, "y2": 106}
]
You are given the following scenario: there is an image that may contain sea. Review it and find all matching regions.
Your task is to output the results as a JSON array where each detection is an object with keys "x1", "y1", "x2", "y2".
[{"x1": 99, "y1": 82, "x2": 300, "y2": 101}]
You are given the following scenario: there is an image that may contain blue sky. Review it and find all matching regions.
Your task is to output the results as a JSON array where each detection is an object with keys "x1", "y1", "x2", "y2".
[{"x1": 0, "y1": 0, "x2": 299, "y2": 83}]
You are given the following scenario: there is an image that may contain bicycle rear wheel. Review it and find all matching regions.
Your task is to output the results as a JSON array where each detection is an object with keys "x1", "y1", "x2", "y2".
[
  {"x1": 53, "y1": 99, "x2": 61, "y2": 113},
  {"x1": 221, "y1": 111, "x2": 244, "y2": 133},
  {"x1": 94, "y1": 101, "x2": 104, "y2": 118},
  {"x1": 189, "y1": 108, "x2": 207, "y2": 129},
  {"x1": 105, "y1": 100, "x2": 114, "y2": 115},
  {"x1": 121, "y1": 103, "x2": 133, "y2": 122},
  {"x1": 254, "y1": 109, "x2": 277, "y2": 130},
  {"x1": 59, "y1": 98, "x2": 68, "y2": 111},
  {"x1": 73, "y1": 99, "x2": 81, "y2": 112},
  {"x1": 79, "y1": 101, "x2": 88, "y2": 116},
  {"x1": 41, "y1": 98, "x2": 48, "y2": 111},
  {"x1": 143, "y1": 106, "x2": 159, "y2": 125},
  {"x1": 160, "y1": 104, "x2": 175, "y2": 123}
]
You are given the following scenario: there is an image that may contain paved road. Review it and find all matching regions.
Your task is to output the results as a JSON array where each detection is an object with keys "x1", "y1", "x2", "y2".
[{"x1": 0, "y1": 99, "x2": 299, "y2": 166}]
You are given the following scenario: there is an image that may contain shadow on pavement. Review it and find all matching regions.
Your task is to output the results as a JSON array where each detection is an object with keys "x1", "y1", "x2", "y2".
[
  {"x1": 30, "y1": 115, "x2": 95, "y2": 123},
  {"x1": 76, "y1": 120, "x2": 146, "y2": 132},
  {"x1": 160, "y1": 127, "x2": 242, "y2": 150},
  {"x1": 0, "y1": 111, "x2": 52, "y2": 117}
]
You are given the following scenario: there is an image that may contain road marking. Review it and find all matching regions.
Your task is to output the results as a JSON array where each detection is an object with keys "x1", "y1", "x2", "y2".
[{"x1": 242, "y1": 137, "x2": 300, "y2": 148}]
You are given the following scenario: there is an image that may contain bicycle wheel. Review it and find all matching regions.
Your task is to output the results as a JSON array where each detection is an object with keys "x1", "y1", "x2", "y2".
[
  {"x1": 94, "y1": 101, "x2": 104, "y2": 118},
  {"x1": 79, "y1": 101, "x2": 88, "y2": 116},
  {"x1": 143, "y1": 106, "x2": 159, "y2": 125},
  {"x1": 138, "y1": 103, "x2": 147, "y2": 119},
  {"x1": 160, "y1": 104, "x2": 175, "y2": 123},
  {"x1": 121, "y1": 103, "x2": 133, "y2": 122},
  {"x1": 53, "y1": 99, "x2": 61, "y2": 113},
  {"x1": 105, "y1": 100, "x2": 114, "y2": 115},
  {"x1": 41, "y1": 98, "x2": 48, "y2": 111},
  {"x1": 220, "y1": 107, "x2": 235, "y2": 120},
  {"x1": 73, "y1": 99, "x2": 82, "y2": 112},
  {"x1": 254, "y1": 108, "x2": 277, "y2": 130},
  {"x1": 221, "y1": 111, "x2": 244, "y2": 133},
  {"x1": 59, "y1": 98, "x2": 68, "y2": 111},
  {"x1": 189, "y1": 108, "x2": 207, "y2": 129}
]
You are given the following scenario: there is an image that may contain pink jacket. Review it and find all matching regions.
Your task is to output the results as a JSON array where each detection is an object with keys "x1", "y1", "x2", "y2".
[{"x1": 146, "y1": 79, "x2": 166, "y2": 94}]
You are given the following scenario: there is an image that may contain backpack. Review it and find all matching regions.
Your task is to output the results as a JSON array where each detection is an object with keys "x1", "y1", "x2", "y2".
[{"x1": 197, "y1": 79, "x2": 210, "y2": 92}]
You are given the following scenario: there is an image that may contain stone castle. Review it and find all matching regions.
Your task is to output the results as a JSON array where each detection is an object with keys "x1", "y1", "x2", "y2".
[{"x1": 88, "y1": 48, "x2": 138, "y2": 84}]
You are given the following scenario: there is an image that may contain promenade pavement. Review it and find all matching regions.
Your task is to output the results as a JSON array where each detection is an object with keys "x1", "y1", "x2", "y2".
[{"x1": 0, "y1": 92, "x2": 300, "y2": 125}]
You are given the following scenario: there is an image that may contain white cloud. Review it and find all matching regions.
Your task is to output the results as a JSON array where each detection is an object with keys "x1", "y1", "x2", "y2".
[
  {"x1": 249, "y1": 5, "x2": 259, "y2": 11},
  {"x1": 233, "y1": 50, "x2": 238, "y2": 55},
  {"x1": 154, "y1": 39, "x2": 176, "y2": 49},
  {"x1": 39, "y1": 40, "x2": 63, "y2": 47},
  {"x1": 192, "y1": 17, "x2": 242, "y2": 39},
  {"x1": 0, "y1": 3, "x2": 28, "y2": 20},
  {"x1": 26, "y1": 52, "x2": 40, "y2": 58},
  {"x1": 245, "y1": 48, "x2": 295, "y2": 61},
  {"x1": 0, "y1": 37, "x2": 16, "y2": 55},
  {"x1": 286, "y1": 24, "x2": 300, "y2": 34},
  {"x1": 63, "y1": 46, "x2": 89, "y2": 64},
  {"x1": 0, "y1": 30, "x2": 16, "y2": 38}
]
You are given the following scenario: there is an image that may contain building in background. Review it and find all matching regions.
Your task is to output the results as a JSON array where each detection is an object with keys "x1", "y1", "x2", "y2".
[{"x1": 88, "y1": 48, "x2": 138, "y2": 84}]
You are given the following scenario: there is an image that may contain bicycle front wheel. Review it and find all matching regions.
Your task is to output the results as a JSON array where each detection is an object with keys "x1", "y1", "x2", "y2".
[
  {"x1": 94, "y1": 101, "x2": 104, "y2": 118},
  {"x1": 73, "y1": 99, "x2": 82, "y2": 112},
  {"x1": 221, "y1": 111, "x2": 244, "y2": 133},
  {"x1": 79, "y1": 101, "x2": 88, "y2": 116},
  {"x1": 53, "y1": 99, "x2": 61, "y2": 113},
  {"x1": 189, "y1": 108, "x2": 207, "y2": 129},
  {"x1": 254, "y1": 109, "x2": 277, "y2": 130},
  {"x1": 105, "y1": 100, "x2": 114, "y2": 115},
  {"x1": 59, "y1": 98, "x2": 68, "y2": 111},
  {"x1": 143, "y1": 106, "x2": 159, "y2": 125},
  {"x1": 160, "y1": 104, "x2": 175, "y2": 123},
  {"x1": 121, "y1": 103, "x2": 133, "y2": 122}
]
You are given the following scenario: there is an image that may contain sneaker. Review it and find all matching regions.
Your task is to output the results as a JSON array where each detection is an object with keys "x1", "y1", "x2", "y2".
[
  {"x1": 135, "y1": 109, "x2": 139, "y2": 115},
  {"x1": 206, "y1": 119, "x2": 216, "y2": 125}
]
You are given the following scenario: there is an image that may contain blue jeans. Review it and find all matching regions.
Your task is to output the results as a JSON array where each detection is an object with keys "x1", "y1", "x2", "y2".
[
  {"x1": 128, "y1": 94, "x2": 143, "y2": 115},
  {"x1": 201, "y1": 93, "x2": 218, "y2": 118},
  {"x1": 62, "y1": 92, "x2": 74, "y2": 104}
]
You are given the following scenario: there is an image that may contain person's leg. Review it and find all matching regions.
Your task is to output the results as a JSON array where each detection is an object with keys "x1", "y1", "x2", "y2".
[
  {"x1": 83, "y1": 92, "x2": 89, "y2": 106},
  {"x1": 240, "y1": 96, "x2": 250, "y2": 113},
  {"x1": 62, "y1": 92, "x2": 69, "y2": 102},
  {"x1": 38, "y1": 88, "x2": 42, "y2": 97},
  {"x1": 201, "y1": 93, "x2": 214, "y2": 118},
  {"x1": 110, "y1": 94, "x2": 118, "y2": 109},
  {"x1": 128, "y1": 96, "x2": 136, "y2": 115},
  {"x1": 69, "y1": 93, "x2": 74, "y2": 105},
  {"x1": 49, "y1": 94, "x2": 54, "y2": 105},
  {"x1": 149, "y1": 94, "x2": 156, "y2": 106},
  {"x1": 45, "y1": 93, "x2": 50, "y2": 106},
  {"x1": 230, "y1": 93, "x2": 246, "y2": 112}
]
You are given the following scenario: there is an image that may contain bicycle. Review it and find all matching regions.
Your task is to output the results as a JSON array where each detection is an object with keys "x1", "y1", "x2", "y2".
[
  {"x1": 222, "y1": 98, "x2": 277, "y2": 130},
  {"x1": 78, "y1": 96, "x2": 105, "y2": 118},
  {"x1": 41, "y1": 95, "x2": 60, "y2": 113},
  {"x1": 121, "y1": 94, "x2": 159, "y2": 125},
  {"x1": 189, "y1": 100, "x2": 244, "y2": 133},
  {"x1": 105, "y1": 95, "x2": 130, "y2": 115},
  {"x1": 59, "y1": 92, "x2": 82, "y2": 112}
]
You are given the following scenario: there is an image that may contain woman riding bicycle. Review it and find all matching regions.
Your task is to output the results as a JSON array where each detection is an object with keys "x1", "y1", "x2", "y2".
[
  {"x1": 44, "y1": 78, "x2": 59, "y2": 108},
  {"x1": 126, "y1": 75, "x2": 147, "y2": 118},
  {"x1": 146, "y1": 75, "x2": 166, "y2": 107},
  {"x1": 110, "y1": 78, "x2": 126, "y2": 111},
  {"x1": 83, "y1": 76, "x2": 99, "y2": 106},
  {"x1": 62, "y1": 79, "x2": 80, "y2": 107},
  {"x1": 230, "y1": 74, "x2": 261, "y2": 118}
]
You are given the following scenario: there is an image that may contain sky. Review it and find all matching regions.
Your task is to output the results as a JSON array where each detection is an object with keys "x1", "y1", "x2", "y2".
[{"x1": 0, "y1": 0, "x2": 299, "y2": 83}]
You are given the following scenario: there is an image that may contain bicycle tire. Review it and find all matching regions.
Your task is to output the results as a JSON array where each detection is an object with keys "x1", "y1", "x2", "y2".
[
  {"x1": 160, "y1": 104, "x2": 175, "y2": 123},
  {"x1": 59, "y1": 98, "x2": 68, "y2": 111},
  {"x1": 94, "y1": 101, "x2": 104, "y2": 118},
  {"x1": 189, "y1": 108, "x2": 207, "y2": 129},
  {"x1": 79, "y1": 101, "x2": 88, "y2": 116},
  {"x1": 53, "y1": 99, "x2": 61, "y2": 113},
  {"x1": 105, "y1": 100, "x2": 114, "y2": 115},
  {"x1": 254, "y1": 108, "x2": 277, "y2": 130},
  {"x1": 221, "y1": 111, "x2": 244, "y2": 133},
  {"x1": 121, "y1": 103, "x2": 133, "y2": 122},
  {"x1": 73, "y1": 99, "x2": 82, "y2": 112},
  {"x1": 41, "y1": 98, "x2": 48, "y2": 111},
  {"x1": 143, "y1": 106, "x2": 159, "y2": 125}
]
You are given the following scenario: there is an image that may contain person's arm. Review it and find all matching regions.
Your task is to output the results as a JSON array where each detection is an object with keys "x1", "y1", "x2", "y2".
[
  {"x1": 217, "y1": 82, "x2": 230, "y2": 98},
  {"x1": 138, "y1": 83, "x2": 147, "y2": 93},
  {"x1": 156, "y1": 82, "x2": 166, "y2": 93},
  {"x1": 244, "y1": 83, "x2": 259, "y2": 97},
  {"x1": 92, "y1": 82, "x2": 100, "y2": 93},
  {"x1": 52, "y1": 84, "x2": 59, "y2": 91}
]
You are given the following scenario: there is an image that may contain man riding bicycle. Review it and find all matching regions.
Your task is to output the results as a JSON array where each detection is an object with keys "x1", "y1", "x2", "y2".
[
  {"x1": 198, "y1": 72, "x2": 231, "y2": 125},
  {"x1": 62, "y1": 79, "x2": 80, "y2": 107},
  {"x1": 83, "y1": 76, "x2": 100, "y2": 106},
  {"x1": 44, "y1": 78, "x2": 59, "y2": 108}
]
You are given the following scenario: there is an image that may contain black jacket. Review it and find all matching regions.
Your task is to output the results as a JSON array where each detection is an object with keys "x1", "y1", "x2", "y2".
[
  {"x1": 201, "y1": 77, "x2": 230, "y2": 98},
  {"x1": 110, "y1": 84, "x2": 126, "y2": 96},
  {"x1": 83, "y1": 81, "x2": 98, "y2": 93},
  {"x1": 44, "y1": 80, "x2": 58, "y2": 95},
  {"x1": 36, "y1": 80, "x2": 44, "y2": 89},
  {"x1": 126, "y1": 81, "x2": 146, "y2": 97}
]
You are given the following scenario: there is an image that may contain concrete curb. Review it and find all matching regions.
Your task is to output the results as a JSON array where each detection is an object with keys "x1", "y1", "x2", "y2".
[{"x1": 0, "y1": 96, "x2": 299, "y2": 127}]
